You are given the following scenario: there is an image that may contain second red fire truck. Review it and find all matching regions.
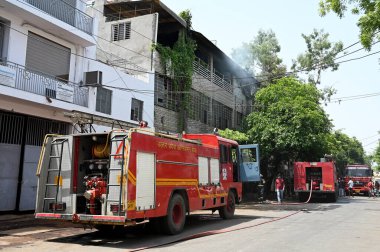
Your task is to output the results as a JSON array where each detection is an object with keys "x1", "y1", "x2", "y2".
[
  {"x1": 35, "y1": 128, "x2": 259, "y2": 234},
  {"x1": 344, "y1": 164, "x2": 373, "y2": 196},
  {"x1": 294, "y1": 161, "x2": 338, "y2": 202}
]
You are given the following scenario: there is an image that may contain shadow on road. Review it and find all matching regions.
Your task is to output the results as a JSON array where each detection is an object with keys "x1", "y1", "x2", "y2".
[{"x1": 46, "y1": 213, "x2": 270, "y2": 251}]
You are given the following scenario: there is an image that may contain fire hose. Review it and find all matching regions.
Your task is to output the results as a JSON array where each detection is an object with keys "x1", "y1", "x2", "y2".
[
  {"x1": 129, "y1": 210, "x2": 302, "y2": 252},
  {"x1": 270, "y1": 179, "x2": 314, "y2": 205},
  {"x1": 127, "y1": 181, "x2": 313, "y2": 251}
]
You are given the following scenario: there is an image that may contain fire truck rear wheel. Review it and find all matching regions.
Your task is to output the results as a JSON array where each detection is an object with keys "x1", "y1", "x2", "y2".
[
  {"x1": 163, "y1": 193, "x2": 186, "y2": 235},
  {"x1": 219, "y1": 191, "x2": 235, "y2": 219}
]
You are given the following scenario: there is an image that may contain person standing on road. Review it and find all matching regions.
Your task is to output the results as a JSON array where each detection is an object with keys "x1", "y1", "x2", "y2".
[
  {"x1": 375, "y1": 180, "x2": 379, "y2": 197},
  {"x1": 347, "y1": 178, "x2": 354, "y2": 198},
  {"x1": 367, "y1": 180, "x2": 374, "y2": 198},
  {"x1": 275, "y1": 174, "x2": 285, "y2": 203}
]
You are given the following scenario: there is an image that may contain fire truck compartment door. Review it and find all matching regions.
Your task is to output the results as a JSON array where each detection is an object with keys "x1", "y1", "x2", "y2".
[
  {"x1": 136, "y1": 152, "x2": 155, "y2": 210},
  {"x1": 239, "y1": 144, "x2": 260, "y2": 182}
]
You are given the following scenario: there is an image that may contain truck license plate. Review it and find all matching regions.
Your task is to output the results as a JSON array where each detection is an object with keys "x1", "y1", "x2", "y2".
[{"x1": 355, "y1": 189, "x2": 360, "y2": 193}]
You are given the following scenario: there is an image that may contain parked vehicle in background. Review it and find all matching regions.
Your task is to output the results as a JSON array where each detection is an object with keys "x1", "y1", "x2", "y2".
[
  {"x1": 344, "y1": 165, "x2": 373, "y2": 196},
  {"x1": 294, "y1": 161, "x2": 338, "y2": 202}
]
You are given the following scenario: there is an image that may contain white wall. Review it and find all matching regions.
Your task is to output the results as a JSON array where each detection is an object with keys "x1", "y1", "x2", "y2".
[{"x1": 88, "y1": 60, "x2": 155, "y2": 127}]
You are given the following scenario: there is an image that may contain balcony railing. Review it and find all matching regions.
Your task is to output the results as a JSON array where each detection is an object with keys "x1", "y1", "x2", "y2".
[
  {"x1": 0, "y1": 61, "x2": 88, "y2": 107},
  {"x1": 24, "y1": 0, "x2": 93, "y2": 35},
  {"x1": 193, "y1": 58, "x2": 233, "y2": 93}
]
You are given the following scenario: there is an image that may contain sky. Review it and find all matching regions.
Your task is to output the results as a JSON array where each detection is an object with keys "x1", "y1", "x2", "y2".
[{"x1": 162, "y1": 0, "x2": 380, "y2": 154}]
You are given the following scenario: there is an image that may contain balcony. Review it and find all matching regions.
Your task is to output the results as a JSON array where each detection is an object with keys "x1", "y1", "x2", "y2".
[
  {"x1": 23, "y1": 0, "x2": 93, "y2": 35},
  {"x1": 193, "y1": 58, "x2": 233, "y2": 93},
  {"x1": 0, "y1": 61, "x2": 88, "y2": 107}
]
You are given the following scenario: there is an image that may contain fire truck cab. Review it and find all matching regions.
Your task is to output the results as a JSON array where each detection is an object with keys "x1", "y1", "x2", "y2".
[
  {"x1": 344, "y1": 164, "x2": 373, "y2": 195},
  {"x1": 35, "y1": 128, "x2": 259, "y2": 234}
]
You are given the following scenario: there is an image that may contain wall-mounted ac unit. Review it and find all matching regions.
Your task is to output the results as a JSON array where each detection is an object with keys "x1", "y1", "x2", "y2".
[{"x1": 84, "y1": 71, "x2": 102, "y2": 86}]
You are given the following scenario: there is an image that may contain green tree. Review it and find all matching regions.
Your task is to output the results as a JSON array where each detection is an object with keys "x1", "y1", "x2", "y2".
[
  {"x1": 319, "y1": 0, "x2": 380, "y2": 50},
  {"x1": 231, "y1": 29, "x2": 287, "y2": 87},
  {"x1": 219, "y1": 128, "x2": 249, "y2": 144},
  {"x1": 325, "y1": 130, "x2": 366, "y2": 175},
  {"x1": 292, "y1": 29, "x2": 343, "y2": 85},
  {"x1": 246, "y1": 77, "x2": 332, "y2": 175}
]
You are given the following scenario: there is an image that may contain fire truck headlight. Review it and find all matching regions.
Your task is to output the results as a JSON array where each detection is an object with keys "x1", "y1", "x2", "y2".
[
  {"x1": 98, "y1": 164, "x2": 103, "y2": 170},
  {"x1": 89, "y1": 164, "x2": 95, "y2": 170}
]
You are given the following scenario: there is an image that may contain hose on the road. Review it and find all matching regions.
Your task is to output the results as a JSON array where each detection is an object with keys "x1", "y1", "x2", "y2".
[
  {"x1": 270, "y1": 179, "x2": 314, "y2": 205},
  {"x1": 129, "y1": 210, "x2": 302, "y2": 252}
]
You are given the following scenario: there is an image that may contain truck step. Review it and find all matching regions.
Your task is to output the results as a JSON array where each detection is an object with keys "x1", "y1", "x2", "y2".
[{"x1": 43, "y1": 198, "x2": 56, "y2": 200}]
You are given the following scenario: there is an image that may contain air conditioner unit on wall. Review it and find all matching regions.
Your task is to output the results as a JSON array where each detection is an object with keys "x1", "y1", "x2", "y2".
[{"x1": 84, "y1": 71, "x2": 102, "y2": 86}]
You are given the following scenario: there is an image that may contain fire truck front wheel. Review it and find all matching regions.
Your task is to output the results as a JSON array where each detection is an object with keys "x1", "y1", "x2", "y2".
[
  {"x1": 219, "y1": 191, "x2": 235, "y2": 219},
  {"x1": 163, "y1": 193, "x2": 186, "y2": 235}
]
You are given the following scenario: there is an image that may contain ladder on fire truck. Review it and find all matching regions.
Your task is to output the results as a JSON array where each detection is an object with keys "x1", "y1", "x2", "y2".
[
  {"x1": 42, "y1": 138, "x2": 68, "y2": 212},
  {"x1": 106, "y1": 134, "x2": 128, "y2": 215}
]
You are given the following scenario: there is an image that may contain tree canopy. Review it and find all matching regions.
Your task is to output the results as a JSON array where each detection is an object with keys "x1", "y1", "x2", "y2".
[
  {"x1": 246, "y1": 77, "x2": 332, "y2": 170},
  {"x1": 218, "y1": 128, "x2": 249, "y2": 144},
  {"x1": 319, "y1": 0, "x2": 380, "y2": 50},
  {"x1": 292, "y1": 29, "x2": 343, "y2": 85},
  {"x1": 325, "y1": 130, "x2": 366, "y2": 175},
  {"x1": 231, "y1": 29, "x2": 287, "y2": 87}
]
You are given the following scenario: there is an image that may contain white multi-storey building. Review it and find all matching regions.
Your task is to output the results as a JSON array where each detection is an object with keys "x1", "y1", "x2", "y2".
[{"x1": 0, "y1": 0, "x2": 154, "y2": 212}]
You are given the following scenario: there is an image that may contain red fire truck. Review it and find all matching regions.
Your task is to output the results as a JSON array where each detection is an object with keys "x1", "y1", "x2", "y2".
[
  {"x1": 293, "y1": 161, "x2": 338, "y2": 202},
  {"x1": 35, "y1": 128, "x2": 259, "y2": 234},
  {"x1": 344, "y1": 164, "x2": 373, "y2": 196}
]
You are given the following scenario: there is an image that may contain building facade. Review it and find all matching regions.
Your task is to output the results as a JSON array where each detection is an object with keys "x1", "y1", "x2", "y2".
[
  {"x1": 94, "y1": 0, "x2": 256, "y2": 134},
  {"x1": 0, "y1": 0, "x2": 154, "y2": 211}
]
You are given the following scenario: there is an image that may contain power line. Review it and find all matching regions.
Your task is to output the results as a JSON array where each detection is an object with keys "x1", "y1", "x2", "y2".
[
  {"x1": 80, "y1": 0, "x2": 157, "y2": 43},
  {"x1": 6, "y1": 1, "x2": 380, "y2": 100}
]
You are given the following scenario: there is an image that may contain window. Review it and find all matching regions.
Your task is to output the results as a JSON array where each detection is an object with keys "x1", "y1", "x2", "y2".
[
  {"x1": 112, "y1": 22, "x2": 131, "y2": 41},
  {"x1": 241, "y1": 148, "x2": 257, "y2": 163},
  {"x1": 26, "y1": 32, "x2": 70, "y2": 81},
  {"x1": 131, "y1": 98, "x2": 143, "y2": 121},
  {"x1": 96, "y1": 87, "x2": 112, "y2": 114},
  {"x1": 0, "y1": 19, "x2": 10, "y2": 61},
  {"x1": 219, "y1": 144, "x2": 229, "y2": 164},
  {"x1": 212, "y1": 100, "x2": 232, "y2": 129},
  {"x1": 236, "y1": 112, "x2": 243, "y2": 126}
]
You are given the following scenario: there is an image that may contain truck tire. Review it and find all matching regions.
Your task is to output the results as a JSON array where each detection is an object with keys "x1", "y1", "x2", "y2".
[
  {"x1": 219, "y1": 191, "x2": 235, "y2": 219},
  {"x1": 162, "y1": 193, "x2": 186, "y2": 235}
]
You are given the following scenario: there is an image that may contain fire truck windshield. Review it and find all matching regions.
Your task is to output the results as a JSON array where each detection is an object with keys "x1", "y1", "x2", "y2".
[{"x1": 345, "y1": 168, "x2": 371, "y2": 177}]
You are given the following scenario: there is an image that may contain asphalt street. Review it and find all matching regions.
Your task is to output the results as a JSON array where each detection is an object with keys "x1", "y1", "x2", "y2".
[{"x1": 0, "y1": 196, "x2": 379, "y2": 252}]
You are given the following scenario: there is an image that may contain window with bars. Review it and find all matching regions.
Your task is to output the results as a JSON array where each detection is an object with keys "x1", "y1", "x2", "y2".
[
  {"x1": 154, "y1": 75, "x2": 177, "y2": 111},
  {"x1": 212, "y1": 100, "x2": 232, "y2": 129},
  {"x1": 131, "y1": 98, "x2": 143, "y2": 121},
  {"x1": 189, "y1": 90, "x2": 210, "y2": 125},
  {"x1": 112, "y1": 22, "x2": 131, "y2": 41},
  {"x1": 96, "y1": 87, "x2": 112, "y2": 114},
  {"x1": 236, "y1": 112, "x2": 243, "y2": 126}
]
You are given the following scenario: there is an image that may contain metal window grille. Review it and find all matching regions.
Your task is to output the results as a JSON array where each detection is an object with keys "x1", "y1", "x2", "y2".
[
  {"x1": 25, "y1": 117, "x2": 69, "y2": 146},
  {"x1": 131, "y1": 98, "x2": 143, "y2": 121},
  {"x1": 96, "y1": 87, "x2": 112, "y2": 114},
  {"x1": 112, "y1": 22, "x2": 131, "y2": 41},
  {"x1": 0, "y1": 111, "x2": 69, "y2": 146},
  {"x1": 212, "y1": 100, "x2": 232, "y2": 129},
  {"x1": 154, "y1": 75, "x2": 177, "y2": 111},
  {"x1": 189, "y1": 90, "x2": 210, "y2": 125},
  {"x1": 236, "y1": 112, "x2": 243, "y2": 126},
  {"x1": 0, "y1": 112, "x2": 25, "y2": 145}
]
